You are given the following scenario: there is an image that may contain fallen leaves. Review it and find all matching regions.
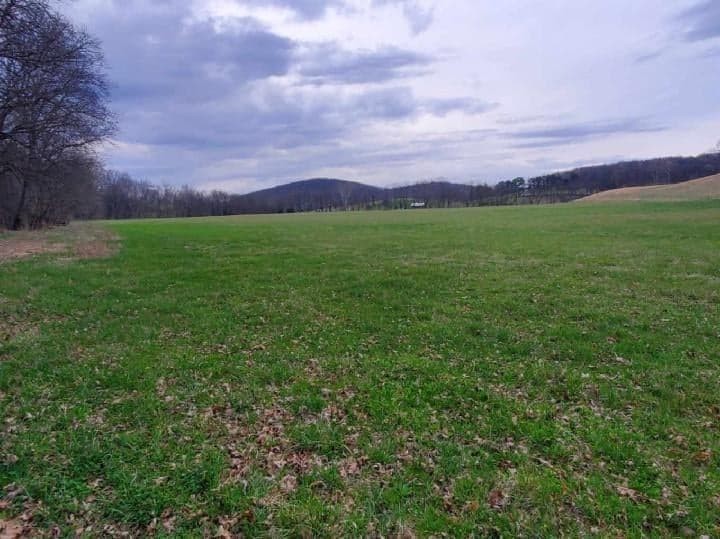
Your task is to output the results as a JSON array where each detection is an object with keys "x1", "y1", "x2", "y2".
[
  {"x1": 395, "y1": 524, "x2": 417, "y2": 539},
  {"x1": 279, "y1": 474, "x2": 298, "y2": 494},
  {"x1": 220, "y1": 402, "x2": 326, "y2": 502},
  {"x1": 161, "y1": 509, "x2": 176, "y2": 534},
  {"x1": 286, "y1": 452, "x2": 323, "y2": 474},
  {"x1": 616, "y1": 485, "x2": 644, "y2": 502},
  {"x1": 0, "y1": 505, "x2": 36, "y2": 539},
  {"x1": 0, "y1": 519, "x2": 27, "y2": 539},
  {"x1": 693, "y1": 449, "x2": 712, "y2": 464},
  {"x1": 216, "y1": 512, "x2": 254, "y2": 538},
  {"x1": 217, "y1": 522, "x2": 234, "y2": 539},
  {"x1": 319, "y1": 404, "x2": 346, "y2": 422},
  {"x1": 487, "y1": 489, "x2": 508, "y2": 510},
  {"x1": 227, "y1": 447, "x2": 250, "y2": 482},
  {"x1": 146, "y1": 510, "x2": 177, "y2": 535},
  {"x1": 614, "y1": 356, "x2": 631, "y2": 366},
  {"x1": 672, "y1": 434, "x2": 688, "y2": 448},
  {"x1": 338, "y1": 456, "x2": 367, "y2": 478}
]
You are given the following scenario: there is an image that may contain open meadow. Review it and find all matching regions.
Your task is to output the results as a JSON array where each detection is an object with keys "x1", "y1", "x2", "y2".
[{"x1": 1, "y1": 202, "x2": 719, "y2": 537}]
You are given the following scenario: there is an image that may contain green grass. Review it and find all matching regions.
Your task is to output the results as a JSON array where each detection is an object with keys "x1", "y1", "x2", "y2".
[{"x1": 1, "y1": 202, "x2": 719, "y2": 537}]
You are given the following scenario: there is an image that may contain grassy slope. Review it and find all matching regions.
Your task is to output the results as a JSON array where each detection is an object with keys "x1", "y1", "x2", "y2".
[
  {"x1": 1, "y1": 202, "x2": 719, "y2": 536},
  {"x1": 579, "y1": 174, "x2": 720, "y2": 202}
]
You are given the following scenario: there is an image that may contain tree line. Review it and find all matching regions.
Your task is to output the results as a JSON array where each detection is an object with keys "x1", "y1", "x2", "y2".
[
  {"x1": 6, "y1": 152, "x2": 720, "y2": 226},
  {"x1": 78, "y1": 151, "x2": 720, "y2": 220}
]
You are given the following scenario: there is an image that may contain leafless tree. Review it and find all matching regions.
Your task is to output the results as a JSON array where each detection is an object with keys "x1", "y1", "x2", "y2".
[{"x1": 0, "y1": 0, "x2": 115, "y2": 229}]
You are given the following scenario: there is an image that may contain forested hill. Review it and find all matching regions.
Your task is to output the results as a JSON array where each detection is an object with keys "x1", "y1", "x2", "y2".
[
  {"x1": 231, "y1": 179, "x2": 475, "y2": 213},
  {"x1": 236, "y1": 179, "x2": 384, "y2": 213},
  {"x1": 223, "y1": 152, "x2": 720, "y2": 213},
  {"x1": 524, "y1": 153, "x2": 720, "y2": 200}
]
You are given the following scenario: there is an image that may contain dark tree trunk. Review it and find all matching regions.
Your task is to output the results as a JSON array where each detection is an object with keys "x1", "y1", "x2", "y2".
[{"x1": 11, "y1": 177, "x2": 27, "y2": 230}]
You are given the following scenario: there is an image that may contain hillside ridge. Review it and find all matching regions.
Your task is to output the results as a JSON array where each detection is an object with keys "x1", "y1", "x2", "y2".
[{"x1": 578, "y1": 173, "x2": 720, "y2": 202}]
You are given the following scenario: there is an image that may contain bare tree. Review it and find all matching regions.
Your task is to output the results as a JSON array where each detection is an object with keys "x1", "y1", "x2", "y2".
[{"x1": 0, "y1": 0, "x2": 115, "y2": 229}]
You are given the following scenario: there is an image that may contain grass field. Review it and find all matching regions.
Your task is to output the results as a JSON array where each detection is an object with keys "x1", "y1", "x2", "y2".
[{"x1": 1, "y1": 202, "x2": 719, "y2": 537}]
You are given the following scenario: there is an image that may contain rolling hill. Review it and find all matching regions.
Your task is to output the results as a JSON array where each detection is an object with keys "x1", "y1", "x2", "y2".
[
  {"x1": 231, "y1": 178, "x2": 473, "y2": 213},
  {"x1": 235, "y1": 178, "x2": 384, "y2": 213},
  {"x1": 228, "y1": 153, "x2": 720, "y2": 213},
  {"x1": 577, "y1": 173, "x2": 720, "y2": 202}
]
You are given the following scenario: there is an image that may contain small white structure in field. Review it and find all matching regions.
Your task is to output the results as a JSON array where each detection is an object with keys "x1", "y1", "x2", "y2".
[{"x1": 410, "y1": 202, "x2": 426, "y2": 208}]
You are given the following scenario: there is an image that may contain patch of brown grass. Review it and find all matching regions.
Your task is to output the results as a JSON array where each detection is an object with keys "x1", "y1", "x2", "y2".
[
  {"x1": 0, "y1": 317, "x2": 38, "y2": 346},
  {"x1": 577, "y1": 173, "x2": 720, "y2": 202},
  {"x1": 0, "y1": 223, "x2": 118, "y2": 263},
  {"x1": 0, "y1": 238, "x2": 65, "y2": 261}
]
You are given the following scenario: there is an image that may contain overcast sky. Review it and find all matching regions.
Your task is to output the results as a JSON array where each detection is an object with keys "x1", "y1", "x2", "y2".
[{"x1": 62, "y1": 0, "x2": 720, "y2": 193}]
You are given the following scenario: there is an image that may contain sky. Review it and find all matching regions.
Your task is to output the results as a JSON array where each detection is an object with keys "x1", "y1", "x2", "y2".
[{"x1": 62, "y1": 0, "x2": 720, "y2": 193}]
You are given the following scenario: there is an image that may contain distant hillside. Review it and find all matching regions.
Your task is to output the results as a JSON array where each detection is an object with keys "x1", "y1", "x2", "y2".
[
  {"x1": 235, "y1": 178, "x2": 384, "y2": 213},
  {"x1": 578, "y1": 174, "x2": 720, "y2": 202},
  {"x1": 225, "y1": 178, "x2": 479, "y2": 213},
  {"x1": 89, "y1": 151, "x2": 720, "y2": 220},
  {"x1": 227, "y1": 152, "x2": 720, "y2": 213},
  {"x1": 525, "y1": 153, "x2": 720, "y2": 202}
]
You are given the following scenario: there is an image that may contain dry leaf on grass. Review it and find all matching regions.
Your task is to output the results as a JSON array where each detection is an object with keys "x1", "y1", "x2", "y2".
[
  {"x1": 395, "y1": 524, "x2": 417, "y2": 539},
  {"x1": 217, "y1": 516, "x2": 238, "y2": 539},
  {"x1": 280, "y1": 474, "x2": 298, "y2": 494},
  {"x1": 338, "y1": 456, "x2": 366, "y2": 478},
  {"x1": 487, "y1": 489, "x2": 508, "y2": 510},
  {"x1": 0, "y1": 518, "x2": 27, "y2": 539},
  {"x1": 616, "y1": 485, "x2": 643, "y2": 502},
  {"x1": 160, "y1": 509, "x2": 176, "y2": 533}
]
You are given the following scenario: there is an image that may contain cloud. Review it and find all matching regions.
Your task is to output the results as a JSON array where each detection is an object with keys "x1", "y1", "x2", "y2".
[
  {"x1": 423, "y1": 97, "x2": 498, "y2": 116},
  {"x1": 78, "y1": 1, "x2": 488, "y2": 164},
  {"x1": 634, "y1": 49, "x2": 665, "y2": 64},
  {"x1": 122, "y1": 83, "x2": 488, "y2": 155},
  {"x1": 699, "y1": 45, "x2": 720, "y2": 58},
  {"x1": 239, "y1": 0, "x2": 345, "y2": 20},
  {"x1": 677, "y1": 0, "x2": 720, "y2": 41},
  {"x1": 508, "y1": 118, "x2": 668, "y2": 148},
  {"x1": 399, "y1": 1, "x2": 435, "y2": 34},
  {"x1": 373, "y1": 0, "x2": 435, "y2": 34},
  {"x1": 169, "y1": 90, "x2": 490, "y2": 155},
  {"x1": 90, "y1": 6, "x2": 295, "y2": 106},
  {"x1": 298, "y1": 45, "x2": 433, "y2": 84}
]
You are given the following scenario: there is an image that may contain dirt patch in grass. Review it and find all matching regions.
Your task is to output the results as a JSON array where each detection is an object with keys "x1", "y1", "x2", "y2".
[
  {"x1": 0, "y1": 239, "x2": 65, "y2": 260},
  {"x1": 71, "y1": 239, "x2": 114, "y2": 259},
  {"x1": 0, "y1": 223, "x2": 118, "y2": 263},
  {"x1": 0, "y1": 318, "x2": 38, "y2": 346}
]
